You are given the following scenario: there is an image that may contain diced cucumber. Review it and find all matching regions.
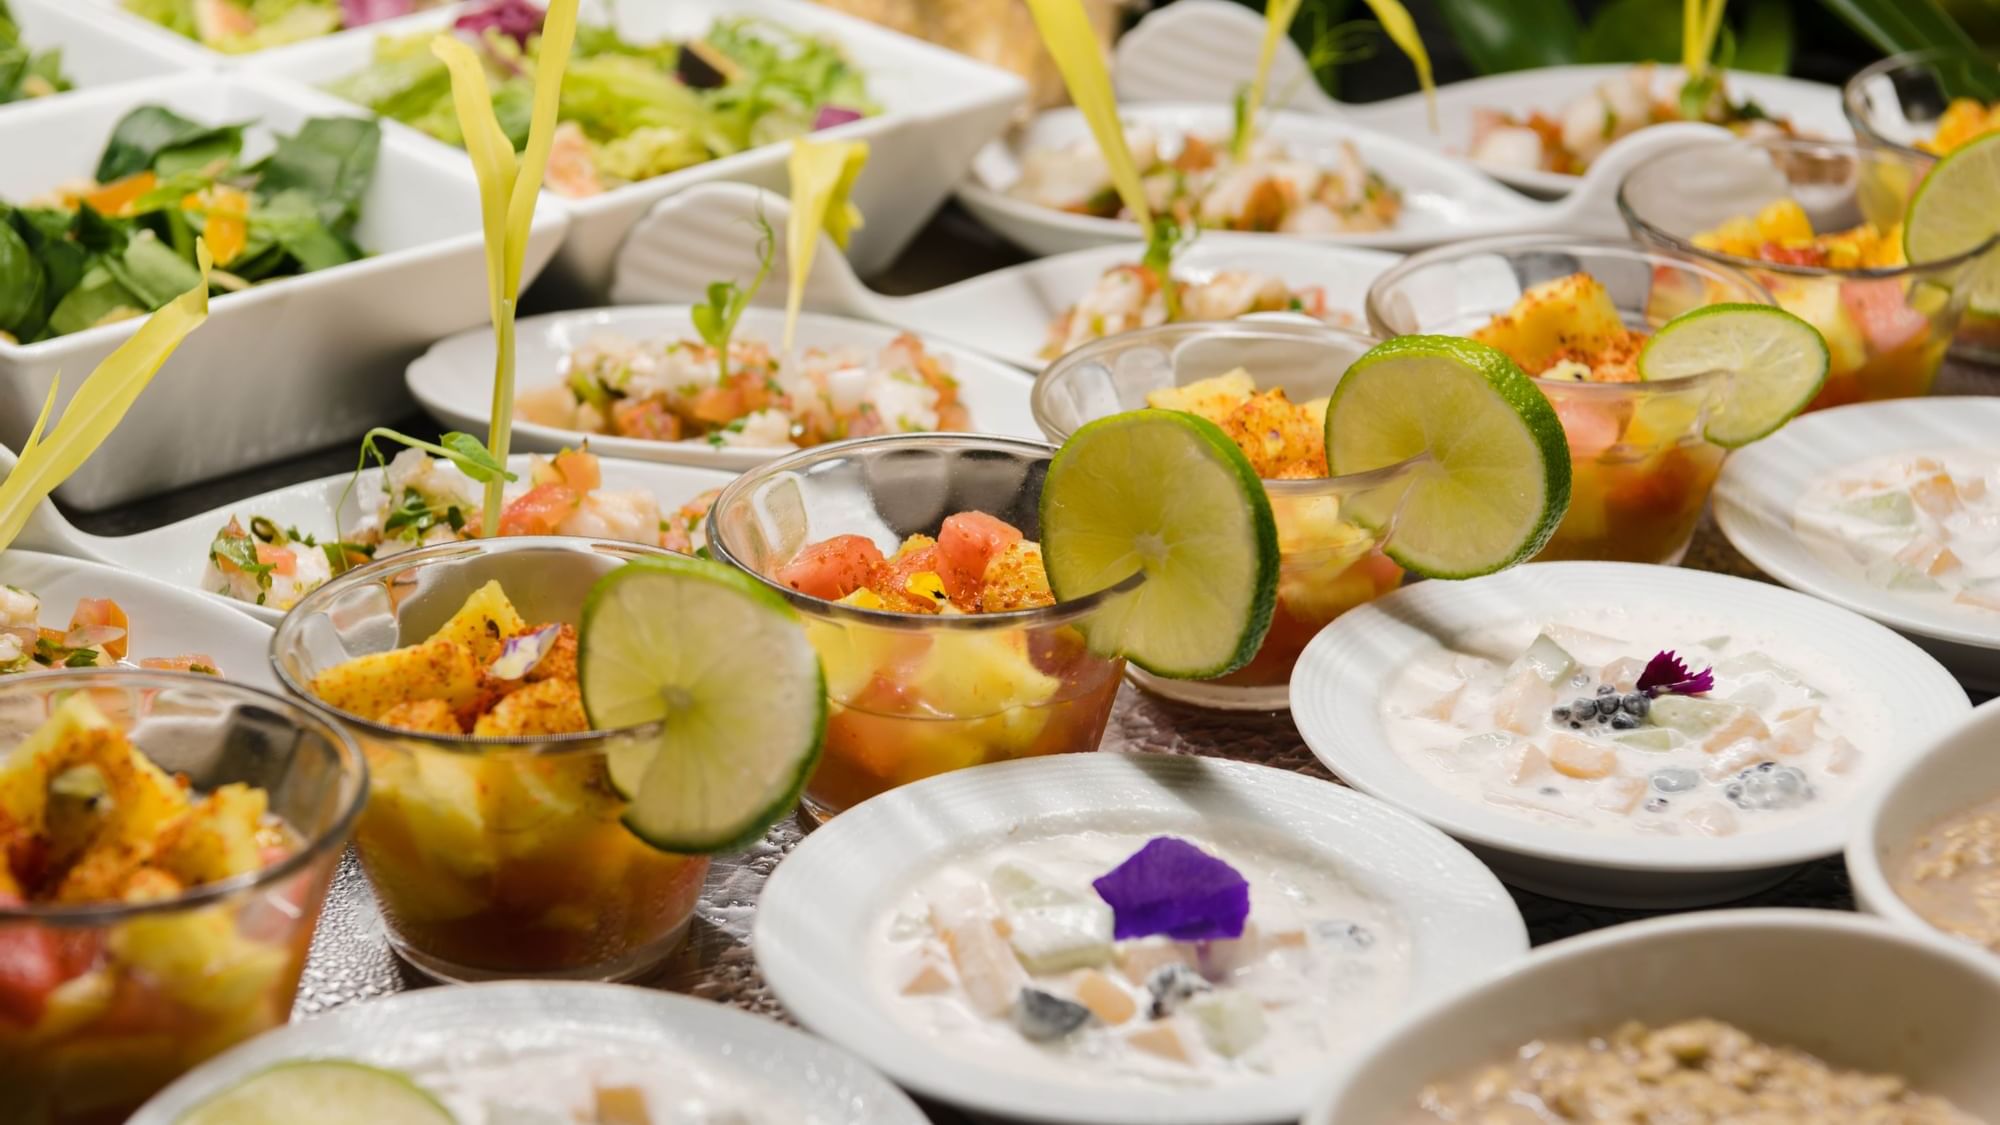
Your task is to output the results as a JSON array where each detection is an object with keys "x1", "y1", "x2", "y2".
[
  {"x1": 1188, "y1": 989, "x2": 1267, "y2": 1058},
  {"x1": 1615, "y1": 728, "x2": 1677, "y2": 752},
  {"x1": 1648, "y1": 695, "x2": 1743, "y2": 736},
  {"x1": 1006, "y1": 898, "x2": 1115, "y2": 974},
  {"x1": 1511, "y1": 633, "x2": 1576, "y2": 686},
  {"x1": 1837, "y1": 492, "x2": 1917, "y2": 526},
  {"x1": 1866, "y1": 557, "x2": 1942, "y2": 592}
]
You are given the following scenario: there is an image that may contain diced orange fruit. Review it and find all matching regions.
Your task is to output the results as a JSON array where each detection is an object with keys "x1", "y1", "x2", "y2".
[
  {"x1": 1701, "y1": 710, "x2": 1771, "y2": 755},
  {"x1": 1908, "y1": 473, "x2": 1962, "y2": 519},
  {"x1": 79, "y1": 172, "x2": 156, "y2": 217},
  {"x1": 1548, "y1": 734, "x2": 1616, "y2": 780},
  {"x1": 1076, "y1": 970, "x2": 1137, "y2": 1024},
  {"x1": 183, "y1": 185, "x2": 250, "y2": 267}
]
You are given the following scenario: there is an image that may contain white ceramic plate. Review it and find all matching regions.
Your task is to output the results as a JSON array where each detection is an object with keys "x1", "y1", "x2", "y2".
[
  {"x1": 1307, "y1": 909, "x2": 2000, "y2": 1123},
  {"x1": 240, "y1": 0, "x2": 1025, "y2": 296},
  {"x1": 1291, "y1": 561, "x2": 1971, "y2": 907},
  {"x1": 407, "y1": 305, "x2": 1043, "y2": 471},
  {"x1": 129, "y1": 981, "x2": 929, "y2": 1125},
  {"x1": 2, "y1": 0, "x2": 208, "y2": 103},
  {"x1": 0, "y1": 550, "x2": 275, "y2": 687},
  {"x1": 1114, "y1": 0, "x2": 1851, "y2": 199},
  {"x1": 1714, "y1": 396, "x2": 2000, "y2": 692},
  {"x1": 9, "y1": 448, "x2": 734, "y2": 627},
  {"x1": 754, "y1": 751, "x2": 1527, "y2": 1125},
  {"x1": 1848, "y1": 696, "x2": 2000, "y2": 949},
  {"x1": 955, "y1": 103, "x2": 1724, "y2": 258},
  {"x1": 613, "y1": 182, "x2": 1398, "y2": 371},
  {"x1": 0, "y1": 72, "x2": 568, "y2": 510}
]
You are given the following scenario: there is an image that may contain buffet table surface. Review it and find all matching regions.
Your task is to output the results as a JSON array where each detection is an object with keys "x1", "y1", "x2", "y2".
[{"x1": 64, "y1": 204, "x2": 2000, "y2": 1124}]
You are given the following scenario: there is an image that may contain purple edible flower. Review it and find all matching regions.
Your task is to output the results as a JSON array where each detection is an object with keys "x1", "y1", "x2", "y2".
[
  {"x1": 813, "y1": 106, "x2": 865, "y2": 131},
  {"x1": 1090, "y1": 836, "x2": 1250, "y2": 942},
  {"x1": 454, "y1": 0, "x2": 545, "y2": 48},
  {"x1": 488, "y1": 624, "x2": 561, "y2": 681},
  {"x1": 340, "y1": 0, "x2": 414, "y2": 29},
  {"x1": 1636, "y1": 649, "x2": 1714, "y2": 697}
]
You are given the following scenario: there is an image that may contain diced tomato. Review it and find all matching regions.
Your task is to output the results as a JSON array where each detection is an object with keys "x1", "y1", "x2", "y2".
[
  {"x1": 936, "y1": 512, "x2": 1024, "y2": 603},
  {"x1": 688, "y1": 385, "x2": 746, "y2": 426},
  {"x1": 0, "y1": 907, "x2": 64, "y2": 1030},
  {"x1": 776, "y1": 535, "x2": 885, "y2": 601},
  {"x1": 610, "y1": 399, "x2": 682, "y2": 441},
  {"x1": 139, "y1": 654, "x2": 219, "y2": 674},
  {"x1": 551, "y1": 449, "x2": 601, "y2": 493},
  {"x1": 1759, "y1": 242, "x2": 1830, "y2": 268},
  {"x1": 1839, "y1": 278, "x2": 1931, "y2": 354},
  {"x1": 498, "y1": 483, "x2": 582, "y2": 538},
  {"x1": 255, "y1": 544, "x2": 297, "y2": 577},
  {"x1": 1552, "y1": 398, "x2": 1625, "y2": 462},
  {"x1": 67, "y1": 598, "x2": 129, "y2": 660}
]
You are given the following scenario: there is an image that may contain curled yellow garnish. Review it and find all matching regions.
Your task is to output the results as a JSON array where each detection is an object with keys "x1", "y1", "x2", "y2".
[
  {"x1": 783, "y1": 138, "x2": 869, "y2": 355},
  {"x1": 1237, "y1": 0, "x2": 1303, "y2": 160},
  {"x1": 0, "y1": 244, "x2": 212, "y2": 552},
  {"x1": 1357, "y1": 0, "x2": 1436, "y2": 131},
  {"x1": 1023, "y1": 0, "x2": 1154, "y2": 228}
]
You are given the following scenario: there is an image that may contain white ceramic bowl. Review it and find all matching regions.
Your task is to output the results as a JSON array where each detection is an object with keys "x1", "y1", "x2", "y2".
[
  {"x1": 1848, "y1": 696, "x2": 2000, "y2": 950},
  {"x1": 1714, "y1": 396, "x2": 2000, "y2": 693},
  {"x1": 955, "y1": 102, "x2": 1728, "y2": 258},
  {"x1": 1307, "y1": 909, "x2": 2000, "y2": 1124},
  {"x1": 754, "y1": 751, "x2": 1528, "y2": 1125},
  {"x1": 243, "y1": 0, "x2": 1025, "y2": 297},
  {"x1": 0, "y1": 72, "x2": 568, "y2": 510},
  {"x1": 1291, "y1": 561, "x2": 1972, "y2": 907},
  {"x1": 1113, "y1": 0, "x2": 1852, "y2": 199},
  {"x1": 9, "y1": 447, "x2": 735, "y2": 627},
  {"x1": 0, "y1": 550, "x2": 275, "y2": 688},
  {"x1": 612, "y1": 182, "x2": 1399, "y2": 371},
  {"x1": 130, "y1": 981, "x2": 929, "y2": 1125},
  {"x1": 407, "y1": 304, "x2": 1042, "y2": 471},
  {"x1": 2, "y1": 0, "x2": 209, "y2": 101}
]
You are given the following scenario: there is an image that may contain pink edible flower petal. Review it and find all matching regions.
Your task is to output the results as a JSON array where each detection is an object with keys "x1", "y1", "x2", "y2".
[
  {"x1": 453, "y1": 0, "x2": 545, "y2": 48},
  {"x1": 813, "y1": 106, "x2": 864, "y2": 131},
  {"x1": 1637, "y1": 649, "x2": 1715, "y2": 697},
  {"x1": 340, "y1": 0, "x2": 414, "y2": 28},
  {"x1": 1090, "y1": 836, "x2": 1250, "y2": 942}
]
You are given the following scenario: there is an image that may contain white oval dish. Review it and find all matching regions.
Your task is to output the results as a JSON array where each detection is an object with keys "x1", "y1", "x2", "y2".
[
  {"x1": 1714, "y1": 396, "x2": 2000, "y2": 692},
  {"x1": 1, "y1": 0, "x2": 208, "y2": 104},
  {"x1": 0, "y1": 550, "x2": 275, "y2": 688},
  {"x1": 8, "y1": 449, "x2": 734, "y2": 628},
  {"x1": 955, "y1": 103, "x2": 1726, "y2": 258},
  {"x1": 612, "y1": 183, "x2": 1397, "y2": 371},
  {"x1": 1112, "y1": 0, "x2": 1851, "y2": 199},
  {"x1": 129, "y1": 981, "x2": 929, "y2": 1125},
  {"x1": 407, "y1": 305, "x2": 1043, "y2": 471},
  {"x1": 754, "y1": 751, "x2": 1527, "y2": 1125},
  {"x1": 1306, "y1": 909, "x2": 2000, "y2": 1124},
  {"x1": 1291, "y1": 561, "x2": 1971, "y2": 907},
  {"x1": 1848, "y1": 696, "x2": 2000, "y2": 950}
]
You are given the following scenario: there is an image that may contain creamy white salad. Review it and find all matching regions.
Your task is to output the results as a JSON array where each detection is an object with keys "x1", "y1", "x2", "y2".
[
  {"x1": 873, "y1": 828, "x2": 1410, "y2": 1089},
  {"x1": 1794, "y1": 449, "x2": 2000, "y2": 617},
  {"x1": 1380, "y1": 614, "x2": 1886, "y2": 838}
]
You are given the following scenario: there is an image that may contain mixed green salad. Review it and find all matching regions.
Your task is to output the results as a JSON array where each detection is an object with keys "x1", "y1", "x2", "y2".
[
  {"x1": 0, "y1": 104, "x2": 380, "y2": 343},
  {"x1": 125, "y1": 0, "x2": 447, "y2": 55},
  {"x1": 0, "y1": 0, "x2": 71, "y2": 103},
  {"x1": 327, "y1": 0, "x2": 877, "y2": 198}
]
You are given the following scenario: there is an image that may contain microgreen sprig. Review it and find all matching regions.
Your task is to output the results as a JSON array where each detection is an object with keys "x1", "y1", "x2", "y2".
[
  {"x1": 1141, "y1": 214, "x2": 1195, "y2": 322},
  {"x1": 335, "y1": 428, "x2": 515, "y2": 556},
  {"x1": 690, "y1": 209, "x2": 777, "y2": 386}
]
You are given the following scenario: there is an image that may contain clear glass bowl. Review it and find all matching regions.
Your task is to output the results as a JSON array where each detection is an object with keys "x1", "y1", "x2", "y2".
[
  {"x1": 1367, "y1": 237, "x2": 1766, "y2": 565},
  {"x1": 0, "y1": 670, "x2": 364, "y2": 1124},
  {"x1": 1031, "y1": 321, "x2": 1421, "y2": 710},
  {"x1": 1844, "y1": 49, "x2": 2000, "y2": 363},
  {"x1": 707, "y1": 435, "x2": 1132, "y2": 816},
  {"x1": 1619, "y1": 137, "x2": 1984, "y2": 401},
  {"x1": 270, "y1": 537, "x2": 709, "y2": 984}
]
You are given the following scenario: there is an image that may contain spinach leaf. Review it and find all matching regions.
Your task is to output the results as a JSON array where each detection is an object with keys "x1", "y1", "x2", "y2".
[
  {"x1": 0, "y1": 218, "x2": 42, "y2": 336},
  {"x1": 45, "y1": 265, "x2": 143, "y2": 338},
  {"x1": 95, "y1": 105, "x2": 243, "y2": 183},
  {"x1": 252, "y1": 117, "x2": 381, "y2": 232},
  {"x1": 103, "y1": 230, "x2": 202, "y2": 309},
  {"x1": 153, "y1": 129, "x2": 243, "y2": 178},
  {"x1": 68, "y1": 204, "x2": 129, "y2": 257},
  {"x1": 251, "y1": 189, "x2": 361, "y2": 273}
]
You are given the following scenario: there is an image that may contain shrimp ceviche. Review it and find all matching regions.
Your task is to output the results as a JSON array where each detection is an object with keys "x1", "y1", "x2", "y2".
[
  {"x1": 1043, "y1": 263, "x2": 1349, "y2": 360},
  {"x1": 205, "y1": 447, "x2": 718, "y2": 611},
  {"x1": 1012, "y1": 130, "x2": 1402, "y2": 235},
  {"x1": 519, "y1": 332, "x2": 969, "y2": 450},
  {"x1": 0, "y1": 586, "x2": 216, "y2": 675},
  {"x1": 1470, "y1": 64, "x2": 1797, "y2": 175}
]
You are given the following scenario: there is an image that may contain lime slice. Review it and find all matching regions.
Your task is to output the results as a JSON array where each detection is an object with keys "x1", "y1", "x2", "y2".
[
  {"x1": 1905, "y1": 131, "x2": 2000, "y2": 315},
  {"x1": 1324, "y1": 335, "x2": 1569, "y2": 579},
  {"x1": 176, "y1": 1061, "x2": 452, "y2": 1125},
  {"x1": 581, "y1": 553, "x2": 825, "y2": 853},
  {"x1": 1637, "y1": 303, "x2": 1829, "y2": 448},
  {"x1": 1040, "y1": 409, "x2": 1278, "y2": 680}
]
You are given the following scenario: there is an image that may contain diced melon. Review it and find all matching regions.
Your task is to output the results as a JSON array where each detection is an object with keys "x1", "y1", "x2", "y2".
[
  {"x1": 1117, "y1": 938, "x2": 1200, "y2": 985},
  {"x1": 1188, "y1": 989, "x2": 1267, "y2": 1059},
  {"x1": 1492, "y1": 668, "x2": 1556, "y2": 736},
  {"x1": 1600, "y1": 657, "x2": 1646, "y2": 692},
  {"x1": 1594, "y1": 776, "x2": 1647, "y2": 814},
  {"x1": 898, "y1": 954, "x2": 953, "y2": 996},
  {"x1": 930, "y1": 886, "x2": 1025, "y2": 1018},
  {"x1": 1614, "y1": 728, "x2": 1676, "y2": 752},
  {"x1": 1685, "y1": 802, "x2": 1740, "y2": 837},
  {"x1": 1127, "y1": 1022, "x2": 1193, "y2": 1064},
  {"x1": 1511, "y1": 633, "x2": 1576, "y2": 686},
  {"x1": 1647, "y1": 696, "x2": 1743, "y2": 737},
  {"x1": 1548, "y1": 735, "x2": 1617, "y2": 780},
  {"x1": 1005, "y1": 898, "x2": 1114, "y2": 975},
  {"x1": 1075, "y1": 969, "x2": 1137, "y2": 1024},
  {"x1": 1701, "y1": 710, "x2": 1772, "y2": 755},
  {"x1": 1836, "y1": 492, "x2": 1917, "y2": 526},
  {"x1": 1505, "y1": 743, "x2": 1548, "y2": 785},
  {"x1": 425, "y1": 580, "x2": 529, "y2": 663}
]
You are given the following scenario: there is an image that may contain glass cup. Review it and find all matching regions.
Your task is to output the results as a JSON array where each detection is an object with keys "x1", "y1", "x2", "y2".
[
  {"x1": 1619, "y1": 137, "x2": 1988, "y2": 405},
  {"x1": 707, "y1": 435, "x2": 1133, "y2": 818},
  {"x1": 1032, "y1": 321, "x2": 1422, "y2": 711},
  {"x1": 1844, "y1": 49, "x2": 2000, "y2": 363},
  {"x1": 0, "y1": 671, "x2": 364, "y2": 1125},
  {"x1": 1367, "y1": 237, "x2": 1768, "y2": 566},
  {"x1": 270, "y1": 537, "x2": 709, "y2": 984}
]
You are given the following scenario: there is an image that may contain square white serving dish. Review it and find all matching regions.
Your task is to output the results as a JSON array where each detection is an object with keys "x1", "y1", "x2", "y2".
[
  {"x1": 3, "y1": 0, "x2": 211, "y2": 100},
  {"x1": 242, "y1": 0, "x2": 1027, "y2": 297},
  {"x1": 0, "y1": 71, "x2": 569, "y2": 509}
]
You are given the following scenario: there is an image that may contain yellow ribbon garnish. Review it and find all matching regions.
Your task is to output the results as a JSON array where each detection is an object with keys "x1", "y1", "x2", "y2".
[
  {"x1": 432, "y1": 0, "x2": 580, "y2": 536},
  {"x1": 1361, "y1": 0, "x2": 1437, "y2": 131},
  {"x1": 782, "y1": 138, "x2": 869, "y2": 355},
  {"x1": 1237, "y1": 0, "x2": 1303, "y2": 160},
  {"x1": 1023, "y1": 0, "x2": 1155, "y2": 230},
  {"x1": 0, "y1": 244, "x2": 212, "y2": 552},
  {"x1": 1683, "y1": 0, "x2": 1728, "y2": 79}
]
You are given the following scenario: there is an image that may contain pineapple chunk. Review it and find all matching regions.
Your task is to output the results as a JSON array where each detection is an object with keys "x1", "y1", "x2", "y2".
[
  {"x1": 155, "y1": 784, "x2": 269, "y2": 886},
  {"x1": 425, "y1": 580, "x2": 528, "y2": 663},
  {"x1": 1471, "y1": 273, "x2": 1628, "y2": 372},
  {"x1": 1755, "y1": 199, "x2": 1814, "y2": 243},
  {"x1": 309, "y1": 637, "x2": 483, "y2": 721},
  {"x1": 1144, "y1": 368, "x2": 1255, "y2": 424},
  {"x1": 910, "y1": 630, "x2": 1061, "y2": 719},
  {"x1": 378, "y1": 699, "x2": 464, "y2": 735},
  {"x1": 471, "y1": 678, "x2": 590, "y2": 737},
  {"x1": 0, "y1": 696, "x2": 182, "y2": 841}
]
